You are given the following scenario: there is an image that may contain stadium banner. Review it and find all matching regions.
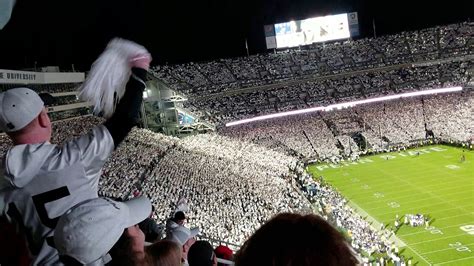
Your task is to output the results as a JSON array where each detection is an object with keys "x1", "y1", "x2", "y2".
[
  {"x1": 0, "y1": 69, "x2": 85, "y2": 84},
  {"x1": 0, "y1": 69, "x2": 39, "y2": 83},
  {"x1": 270, "y1": 13, "x2": 352, "y2": 49}
]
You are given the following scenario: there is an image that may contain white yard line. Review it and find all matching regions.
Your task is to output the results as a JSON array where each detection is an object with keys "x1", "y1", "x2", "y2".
[
  {"x1": 337, "y1": 162, "x2": 472, "y2": 197},
  {"x1": 346, "y1": 200, "x2": 407, "y2": 247},
  {"x1": 375, "y1": 164, "x2": 472, "y2": 217},
  {"x1": 342, "y1": 193, "x2": 448, "y2": 266},
  {"x1": 374, "y1": 207, "x2": 472, "y2": 220},
  {"x1": 433, "y1": 255, "x2": 474, "y2": 265},
  {"x1": 317, "y1": 147, "x2": 474, "y2": 266},
  {"x1": 365, "y1": 195, "x2": 474, "y2": 215},
  {"x1": 336, "y1": 174, "x2": 464, "y2": 193},
  {"x1": 437, "y1": 213, "x2": 473, "y2": 221},
  {"x1": 359, "y1": 187, "x2": 472, "y2": 206},
  {"x1": 406, "y1": 245, "x2": 433, "y2": 265},
  {"x1": 382, "y1": 202, "x2": 473, "y2": 217},
  {"x1": 410, "y1": 233, "x2": 468, "y2": 245},
  {"x1": 363, "y1": 193, "x2": 473, "y2": 212},
  {"x1": 399, "y1": 223, "x2": 472, "y2": 237},
  {"x1": 422, "y1": 243, "x2": 474, "y2": 255},
  {"x1": 378, "y1": 202, "x2": 474, "y2": 217},
  {"x1": 347, "y1": 184, "x2": 470, "y2": 204}
]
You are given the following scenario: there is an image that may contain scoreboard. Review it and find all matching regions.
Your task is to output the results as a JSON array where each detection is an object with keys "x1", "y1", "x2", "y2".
[{"x1": 265, "y1": 12, "x2": 360, "y2": 49}]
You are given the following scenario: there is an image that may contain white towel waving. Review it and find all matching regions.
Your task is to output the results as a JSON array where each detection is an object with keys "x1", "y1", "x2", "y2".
[{"x1": 79, "y1": 38, "x2": 150, "y2": 119}]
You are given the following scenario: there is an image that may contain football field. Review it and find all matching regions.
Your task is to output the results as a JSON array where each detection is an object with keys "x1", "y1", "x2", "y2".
[{"x1": 308, "y1": 145, "x2": 474, "y2": 266}]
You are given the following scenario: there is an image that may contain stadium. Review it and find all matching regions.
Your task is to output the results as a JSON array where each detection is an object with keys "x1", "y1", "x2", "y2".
[{"x1": 0, "y1": 1, "x2": 473, "y2": 266}]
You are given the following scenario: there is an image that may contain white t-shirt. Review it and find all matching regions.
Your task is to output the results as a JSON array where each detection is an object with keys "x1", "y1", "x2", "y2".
[{"x1": 0, "y1": 125, "x2": 114, "y2": 265}]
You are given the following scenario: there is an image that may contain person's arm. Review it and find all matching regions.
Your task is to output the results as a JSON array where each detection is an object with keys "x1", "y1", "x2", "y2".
[{"x1": 104, "y1": 67, "x2": 147, "y2": 148}]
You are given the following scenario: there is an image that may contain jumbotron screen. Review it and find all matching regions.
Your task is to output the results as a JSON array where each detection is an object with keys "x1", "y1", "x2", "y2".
[{"x1": 265, "y1": 13, "x2": 358, "y2": 49}]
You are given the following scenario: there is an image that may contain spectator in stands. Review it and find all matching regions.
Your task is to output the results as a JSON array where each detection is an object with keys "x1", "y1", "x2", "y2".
[
  {"x1": 165, "y1": 198, "x2": 190, "y2": 236},
  {"x1": 145, "y1": 239, "x2": 182, "y2": 266},
  {"x1": 167, "y1": 211, "x2": 187, "y2": 229},
  {"x1": 166, "y1": 224, "x2": 200, "y2": 265},
  {"x1": 215, "y1": 245, "x2": 233, "y2": 266},
  {"x1": 139, "y1": 215, "x2": 165, "y2": 243},
  {"x1": 234, "y1": 213, "x2": 358, "y2": 266},
  {"x1": 53, "y1": 196, "x2": 152, "y2": 265},
  {"x1": 188, "y1": 241, "x2": 218, "y2": 266},
  {"x1": 0, "y1": 54, "x2": 151, "y2": 264},
  {"x1": 107, "y1": 224, "x2": 148, "y2": 266}
]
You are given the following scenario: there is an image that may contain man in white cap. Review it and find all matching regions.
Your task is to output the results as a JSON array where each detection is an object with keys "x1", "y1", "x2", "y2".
[
  {"x1": 0, "y1": 54, "x2": 151, "y2": 265},
  {"x1": 165, "y1": 198, "x2": 190, "y2": 241},
  {"x1": 54, "y1": 196, "x2": 152, "y2": 265},
  {"x1": 166, "y1": 224, "x2": 200, "y2": 266}
]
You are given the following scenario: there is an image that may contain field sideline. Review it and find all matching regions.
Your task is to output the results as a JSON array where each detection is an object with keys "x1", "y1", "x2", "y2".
[{"x1": 308, "y1": 145, "x2": 474, "y2": 266}]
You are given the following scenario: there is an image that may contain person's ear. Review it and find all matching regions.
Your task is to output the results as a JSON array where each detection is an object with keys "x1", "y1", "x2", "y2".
[{"x1": 37, "y1": 109, "x2": 49, "y2": 128}]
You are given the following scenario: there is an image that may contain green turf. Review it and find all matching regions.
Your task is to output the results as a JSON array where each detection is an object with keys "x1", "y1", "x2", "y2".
[{"x1": 308, "y1": 145, "x2": 474, "y2": 266}]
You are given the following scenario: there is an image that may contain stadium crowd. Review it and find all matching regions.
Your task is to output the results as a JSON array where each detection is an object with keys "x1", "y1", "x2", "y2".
[
  {"x1": 2, "y1": 23, "x2": 471, "y2": 126},
  {"x1": 4, "y1": 93, "x2": 471, "y2": 264},
  {"x1": 221, "y1": 90, "x2": 474, "y2": 159},
  {"x1": 149, "y1": 22, "x2": 472, "y2": 98},
  {"x1": 187, "y1": 60, "x2": 471, "y2": 124},
  {"x1": 0, "y1": 115, "x2": 312, "y2": 246},
  {"x1": 139, "y1": 134, "x2": 311, "y2": 245},
  {"x1": 1, "y1": 21, "x2": 473, "y2": 266}
]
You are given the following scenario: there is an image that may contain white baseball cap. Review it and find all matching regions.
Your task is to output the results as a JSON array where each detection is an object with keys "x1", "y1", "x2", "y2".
[
  {"x1": 54, "y1": 196, "x2": 152, "y2": 265},
  {"x1": 167, "y1": 224, "x2": 200, "y2": 246},
  {"x1": 0, "y1": 87, "x2": 44, "y2": 132}
]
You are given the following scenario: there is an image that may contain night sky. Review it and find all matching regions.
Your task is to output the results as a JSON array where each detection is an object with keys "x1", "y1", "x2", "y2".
[{"x1": 0, "y1": 0, "x2": 472, "y2": 71}]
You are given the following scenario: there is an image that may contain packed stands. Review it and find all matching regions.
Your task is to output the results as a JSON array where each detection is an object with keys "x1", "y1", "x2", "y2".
[
  {"x1": 1, "y1": 21, "x2": 472, "y2": 266},
  {"x1": 149, "y1": 22, "x2": 473, "y2": 99}
]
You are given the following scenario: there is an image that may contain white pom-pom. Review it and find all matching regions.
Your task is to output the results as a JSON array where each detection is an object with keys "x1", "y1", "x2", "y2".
[{"x1": 79, "y1": 38, "x2": 149, "y2": 119}]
